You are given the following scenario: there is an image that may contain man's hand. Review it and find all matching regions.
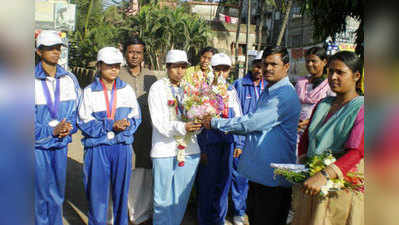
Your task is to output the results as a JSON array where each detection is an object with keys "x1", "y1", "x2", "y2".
[
  {"x1": 113, "y1": 119, "x2": 130, "y2": 132},
  {"x1": 53, "y1": 118, "x2": 73, "y2": 138},
  {"x1": 233, "y1": 148, "x2": 242, "y2": 158},
  {"x1": 201, "y1": 116, "x2": 212, "y2": 129},
  {"x1": 185, "y1": 122, "x2": 202, "y2": 132},
  {"x1": 200, "y1": 153, "x2": 208, "y2": 165}
]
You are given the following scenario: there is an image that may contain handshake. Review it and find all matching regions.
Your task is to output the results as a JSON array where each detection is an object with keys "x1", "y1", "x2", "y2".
[{"x1": 184, "y1": 116, "x2": 213, "y2": 132}]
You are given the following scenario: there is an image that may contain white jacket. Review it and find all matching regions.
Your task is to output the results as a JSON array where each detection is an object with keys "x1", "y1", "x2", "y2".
[{"x1": 148, "y1": 78, "x2": 201, "y2": 158}]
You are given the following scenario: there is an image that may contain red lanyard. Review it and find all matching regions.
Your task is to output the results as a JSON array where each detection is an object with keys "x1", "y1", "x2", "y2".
[
  {"x1": 100, "y1": 79, "x2": 117, "y2": 120},
  {"x1": 254, "y1": 78, "x2": 264, "y2": 100}
]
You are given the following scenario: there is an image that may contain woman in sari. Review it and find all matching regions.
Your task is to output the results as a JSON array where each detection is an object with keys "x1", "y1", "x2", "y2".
[
  {"x1": 292, "y1": 51, "x2": 364, "y2": 225},
  {"x1": 295, "y1": 47, "x2": 334, "y2": 138}
]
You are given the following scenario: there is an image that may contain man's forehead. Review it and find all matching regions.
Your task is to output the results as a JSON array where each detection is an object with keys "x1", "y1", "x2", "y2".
[
  {"x1": 263, "y1": 53, "x2": 283, "y2": 63},
  {"x1": 127, "y1": 44, "x2": 144, "y2": 50}
]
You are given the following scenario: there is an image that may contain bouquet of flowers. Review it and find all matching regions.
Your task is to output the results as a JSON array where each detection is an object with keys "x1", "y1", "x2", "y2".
[
  {"x1": 181, "y1": 71, "x2": 228, "y2": 122},
  {"x1": 271, "y1": 152, "x2": 364, "y2": 197}
]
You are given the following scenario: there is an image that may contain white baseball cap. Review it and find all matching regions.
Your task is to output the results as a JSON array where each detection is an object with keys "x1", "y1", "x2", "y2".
[
  {"x1": 36, "y1": 30, "x2": 64, "y2": 48},
  {"x1": 97, "y1": 47, "x2": 124, "y2": 64},
  {"x1": 211, "y1": 53, "x2": 232, "y2": 67},
  {"x1": 255, "y1": 50, "x2": 264, "y2": 60},
  {"x1": 165, "y1": 50, "x2": 190, "y2": 65}
]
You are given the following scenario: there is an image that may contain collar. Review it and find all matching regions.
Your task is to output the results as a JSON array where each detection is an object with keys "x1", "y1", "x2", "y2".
[
  {"x1": 90, "y1": 75, "x2": 127, "y2": 91},
  {"x1": 242, "y1": 73, "x2": 255, "y2": 86},
  {"x1": 35, "y1": 61, "x2": 69, "y2": 80},
  {"x1": 267, "y1": 76, "x2": 291, "y2": 92}
]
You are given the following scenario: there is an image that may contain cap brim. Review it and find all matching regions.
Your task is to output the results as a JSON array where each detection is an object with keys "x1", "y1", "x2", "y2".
[
  {"x1": 167, "y1": 61, "x2": 191, "y2": 66},
  {"x1": 36, "y1": 43, "x2": 66, "y2": 49}
]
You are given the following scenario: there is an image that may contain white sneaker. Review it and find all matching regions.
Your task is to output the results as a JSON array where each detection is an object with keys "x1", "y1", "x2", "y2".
[{"x1": 233, "y1": 216, "x2": 245, "y2": 225}]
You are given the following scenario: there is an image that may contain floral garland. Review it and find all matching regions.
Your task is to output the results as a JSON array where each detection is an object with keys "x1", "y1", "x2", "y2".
[{"x1": 164, "y1": 78, "x2": 193, "y2": 167}]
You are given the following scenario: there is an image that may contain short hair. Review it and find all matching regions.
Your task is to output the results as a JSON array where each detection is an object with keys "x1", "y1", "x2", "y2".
[
  {"x1": 262, "y1": 46, "x2": 289, "y2": 64},
  {"x1": 123, "y1": 38, "x2": 145, "y2": 54},
  {"x1": 199, "y1": 46, "x2": 218, "y2": 57},
  {"x1": 305, "y1": 46, "x2": 327, "y2": 61}
]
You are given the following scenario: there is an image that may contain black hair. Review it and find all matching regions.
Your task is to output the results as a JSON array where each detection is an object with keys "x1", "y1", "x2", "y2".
[
  {"x1": 305, "y1": 46, "x2": 327, "y2": 61},
  {"x1": 328, "y1": 51, "x2": 364, "y2": 95},
  {"x1": 199, "y1": 46, "x2": 218, "y2": 57},
  {"x1": 262, "y1": 46, "x2": 289, "y2": 64},
  {"x1": 123, "y1": 38, "x2": 145, "y2": 54}
]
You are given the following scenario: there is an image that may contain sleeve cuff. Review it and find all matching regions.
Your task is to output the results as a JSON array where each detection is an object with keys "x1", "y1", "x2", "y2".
[
  {"x1": 329, "y1": 163, "x2": 344, "y2": 180},
  {"x1": 211, "y1": 118, "x2": 218, "y2": 129},
  {"x1": 174, "y1": 121, "x2": 187, "y2": 136}
]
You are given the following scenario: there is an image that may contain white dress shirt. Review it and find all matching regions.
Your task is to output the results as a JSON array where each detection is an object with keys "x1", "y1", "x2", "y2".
[{"x1": 148, "y1": 78, "x2": 201, "y2": 158}]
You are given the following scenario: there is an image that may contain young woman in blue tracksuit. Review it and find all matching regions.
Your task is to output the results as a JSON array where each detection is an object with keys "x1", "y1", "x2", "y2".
[
  {"x1": 78, "y1": 47, "x2": 141, "y2": 225},
  {"x1": 197, "y1": 53, "x2": 244, "y2": 225},
  {"x1": 35, "y1": 30, "x2": 81, "y2": 225},
  {"x1": 231, "y1": 53, "x2": 267, "y2": 224}
]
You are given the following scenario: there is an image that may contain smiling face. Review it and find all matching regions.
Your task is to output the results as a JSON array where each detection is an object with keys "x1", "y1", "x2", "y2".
[
  {"x1": 305, "y1": 54, "x2": 327, "y2": 77},
  {"x1": 99, "y1": 62, "x2": 121, "y2": 82},
  {"x1": 125, "y1": 44, "x2": 144, "y2": 68},
  {"x1": 262, "y1": 53, "x2": 290, "y2": 85},
  {"x1": 328, "y1": 59, "x2": 360, "y2": 95},
  {"x1": 199, "y1": 51, "x2": 214, "y2": 71},
  {"x1": 36, "y1": 44, "x2": 62, "y2": 65}
]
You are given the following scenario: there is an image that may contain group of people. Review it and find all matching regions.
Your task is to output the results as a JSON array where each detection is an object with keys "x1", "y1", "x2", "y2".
[{"x1": 35, "y1": 30, "x2": 364, "y2": 225}]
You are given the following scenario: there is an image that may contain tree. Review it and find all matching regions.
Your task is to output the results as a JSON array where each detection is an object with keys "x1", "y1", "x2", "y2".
[
  {"x1": 120, "y1": 4, "x2": 212, "y2": 70},
  {"x1": 276, "y1": 0, "x2": 293, "y2": 46},
  {"x1": 69, "y1": 0, "x2": 124, "y2": 67},
  {"x1": 299, "y1": 0, "x2": 364, "y2": 55}
]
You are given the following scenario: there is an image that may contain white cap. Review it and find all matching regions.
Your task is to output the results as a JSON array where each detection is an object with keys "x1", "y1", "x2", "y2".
[
  {"x1": 165, "y1": 50, "x2": 190, "y2": 65},
  {"x1": 255, "y1": 50, "x2": 264, "y2": 60},
  {"x1": 97, "y1": 47, "x2": 124, "y2": 64},
  {"x1": 36, "y1": 30, "x2": 64, "y2": 48},
  {"x1": 211, "y1": 53, "x2": 232, "y2": 67}
]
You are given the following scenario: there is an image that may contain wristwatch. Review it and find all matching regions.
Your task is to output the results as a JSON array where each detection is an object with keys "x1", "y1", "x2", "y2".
[{"x1": 320, "y1": 170, "x2": 330, "y2": 180}]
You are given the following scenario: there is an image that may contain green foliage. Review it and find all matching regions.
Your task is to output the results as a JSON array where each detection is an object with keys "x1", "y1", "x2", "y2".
[
  {"x1": 69, "y1": 0, "x2": 126, "y2": 67},
  {"x1": 69, "y1": 1, "x2": 212, "y2": 69},
  {"x1": 119, "y1": 4, "x2": 213, "y2": 70},
  {"x1": 299, "y1": 0, "x2": 364, "y2": 56}
]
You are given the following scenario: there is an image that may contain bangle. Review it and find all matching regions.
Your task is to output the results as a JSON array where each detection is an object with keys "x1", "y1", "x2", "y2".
[{"x1": 320, "y1": 170, "x2": 330, "y2": 180}]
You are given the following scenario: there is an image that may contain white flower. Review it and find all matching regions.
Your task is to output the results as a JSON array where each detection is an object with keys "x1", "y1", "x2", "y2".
[
  {"x1": 320, "y1": 186, "x2": 329, "y2": 196},
  {"x1": 323, "y1": 157, "x2": 336, "y2": 166},
  {"x1": 326, "y1": 180, "x2": 334, "y2": 188}
]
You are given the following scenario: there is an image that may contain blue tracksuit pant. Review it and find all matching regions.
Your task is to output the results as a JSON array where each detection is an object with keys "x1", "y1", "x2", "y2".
[
  {"x1": 231, "y1": 156, "x2": 248, "y2": 216},
  {"x1": 83, "y1": 144, "x2": 132, "y2": 225},
  {"x1": 35, "y1": 148, "x2": 68, "y2": 225},
  {"x1": 197, "y1": 143, "x2": 233, "y2": 225}
]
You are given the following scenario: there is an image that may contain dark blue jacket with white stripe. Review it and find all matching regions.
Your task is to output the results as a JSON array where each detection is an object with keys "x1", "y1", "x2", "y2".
[
  {"x1": 35, "y1": 62, "x2": 81, "y2": 150},
  {"x1": 78, "y1": 76, "x2": 142, "y2": 148}
]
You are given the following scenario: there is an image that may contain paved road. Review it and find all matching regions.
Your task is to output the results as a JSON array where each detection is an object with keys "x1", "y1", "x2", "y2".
[{"x1": 62, "y1": 132, "x2": 248, "y2": 225}]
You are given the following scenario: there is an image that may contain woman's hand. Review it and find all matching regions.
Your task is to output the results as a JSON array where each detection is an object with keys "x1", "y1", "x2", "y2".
[
  {"x1": 302, "y1": 172, "x2": 327, "y2": 196},
  {"x1": 298, "y1": 119, "x2": 310, "y2": 132},
  {"x1": 113, "y1": 119, "x2": 130, "y2": 132}
]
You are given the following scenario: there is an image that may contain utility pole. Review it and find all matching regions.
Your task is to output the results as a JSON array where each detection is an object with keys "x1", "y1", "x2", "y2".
[{"x1": 244, "y1": 0, "x2": 251, "y2": 76}]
